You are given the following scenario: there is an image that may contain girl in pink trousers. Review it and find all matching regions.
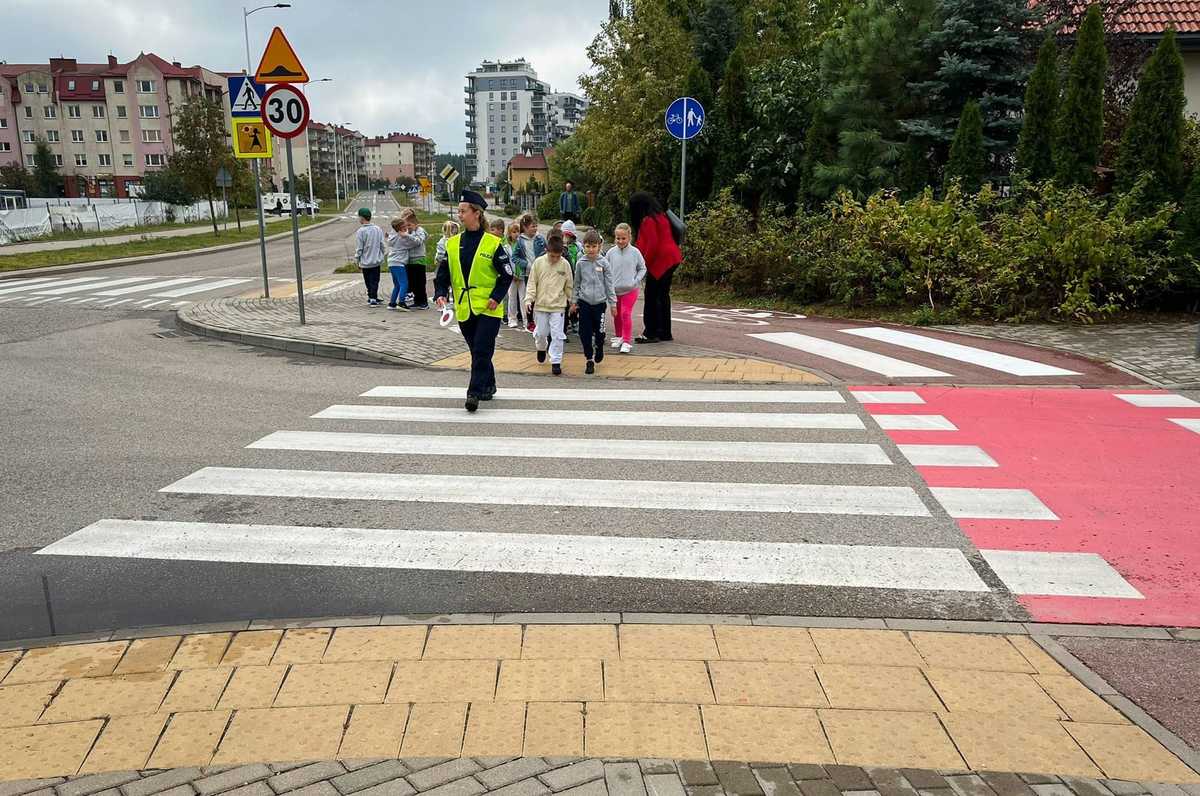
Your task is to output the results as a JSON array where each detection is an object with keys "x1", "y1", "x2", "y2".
[{"x1": 606, "y1": 222, "x2": 647, "y2": 353}]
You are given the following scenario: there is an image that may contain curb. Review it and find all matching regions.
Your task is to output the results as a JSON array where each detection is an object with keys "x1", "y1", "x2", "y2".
[{"x1": 0, "y1": 216, "x2": 343, "y2": 280}]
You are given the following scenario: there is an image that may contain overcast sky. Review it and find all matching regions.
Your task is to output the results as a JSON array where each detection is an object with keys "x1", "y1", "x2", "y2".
[{"x1": 2, "y1": 0, "x2": 610, "y2": 154}]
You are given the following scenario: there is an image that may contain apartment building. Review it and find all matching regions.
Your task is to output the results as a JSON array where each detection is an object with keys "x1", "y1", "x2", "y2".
[
  {"x1": 273, "y1": 121, "x2": 367, "y2": 198},
  {"x1": 364, "y1": 132, "x2": 435, "y2": 185},
  {"x1": 464, "y1": 59, "x2": 552, "y2": 183},
  {"x1": 548, "y1": 91, "x2": 589, "y2": 141},
  {"x1": 0, "y1": 54, "x2": 230, "y2": 198}
]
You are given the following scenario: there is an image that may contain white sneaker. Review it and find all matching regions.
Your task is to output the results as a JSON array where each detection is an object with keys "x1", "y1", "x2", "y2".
[
  {"x1": 507, "y1": 319, "x2": 519, "y2": 328},
  {"x1": 620, "y1": 342, "x2": 632, "y2": 354},
  {"x1": 611, "y1": 338, "x2": 622, "y2": 349}
]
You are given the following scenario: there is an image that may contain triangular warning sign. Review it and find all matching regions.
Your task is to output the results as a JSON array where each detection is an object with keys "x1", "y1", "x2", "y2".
[{"x1": 254, "y1": 27, "x2": 309, "y2": 84}]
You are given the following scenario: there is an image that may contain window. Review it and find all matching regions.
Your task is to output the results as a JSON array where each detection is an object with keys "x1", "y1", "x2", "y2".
[
  {"x1": 123, "y1": 153, "x2": 133, "y2": 167},
  {"x1": 24, "y1": 82, "x2": 34, "y2": 93},
  {"x1": 145, "y1": 153, "x2": 165, "y2": 166},
  {"x1": 38, "y1": 83, "x2": 48, "y2": 94},
  {"x1": 489, "y1": 92, "x2": 494, "y2": 99},
  {"x1": 91, "y1": 80, "x2": 100, "y2": 91},
  {"x1": 141, "y1": 129, "x2": 162, "y2": 143},
  {"x1": 502, "y1": 137, "x2": 507, "y2": 144},
  {"x1": 68, "y1": 105, "x2": 81, "y2": 118},
  {"x1": 93, "y1": 105, "x2": 105, "y2": 118},
  {"x1": 67, "y1": 80, "x2": 76, "y2": 91},
  {"x1": 46, "y1": 130, "x2": 60, "y2": 142},
  {"x1": 501, "y1": 114, "x2": 506, "y2": 122},
  {"x1": 0, "y1": 142, "x2": 9, "y2": 152},
  {"x1": 119, "y1": 130, "x2": 130, "y2": 143},
  {"x1": 24, "y1": 107, "x2": 32, "y2": 119},
  {"x1": 96, "y1": 130, "x2": 108, "y2": 143},
  {"x1": 116, "y1": 105, "x2": 127, "y2": 118},
  {"x1": 22, "y1": 131, "x2": 34, "y2": 143},
  {"x1": 54, "y1": 155, "x2": 64, "y2": 167},
  {"x1": 25, "y1": 154, "x2": 34, "y2": 167},
  {"x1": 44, "y1": 105, "x2": 56, "y2": 118},
  {"x1": 137, "y1": 80, "x2": 156, "y2": 93},
  {"x1": 139, "y1": 104, "x2": 158, "y2": 118},
  {"x1": 71, "y1": 130, "x2": 85, "y2": 143},
  {"x1": 75, "y1": 153, "x2": 87, "y2": 166},
  {"x1": 113, "y1": 80, "x2": 124, "y2": 94},
  {"x1": 0, "y1": 119, "x2": 6, "y2": 129},
  {"x1": 489, "y1": 148, "x2": 495, "y2": 156},
  {"x1": 98, "y1": 153, "x2": 112, "y2": 167}
]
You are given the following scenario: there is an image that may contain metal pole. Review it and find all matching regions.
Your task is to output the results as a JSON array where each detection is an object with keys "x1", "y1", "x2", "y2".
[
  {"x1": 244, "y1": 7, "x2": 270, "y2": 297},
  {"x1": 680, "y1": 135, "x2": 687, "y2": 220},
  {"x1": 221, "y1": 183, "x2": 228, "y2": 231},
  {"x1": 305, "y1": 127, "x2": 314, "y2": 208},
  {"x1": 333, "y1": 129, "x2": 341, "y2": 211},
  {"x1": 285, "y1": 138, "x2": 306, "y2": 325}
]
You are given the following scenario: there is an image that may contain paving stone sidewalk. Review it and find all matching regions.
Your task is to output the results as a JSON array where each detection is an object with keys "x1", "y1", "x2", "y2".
[{"x1": 938, "y1": 323, "x2": 1200, "y2": 388}]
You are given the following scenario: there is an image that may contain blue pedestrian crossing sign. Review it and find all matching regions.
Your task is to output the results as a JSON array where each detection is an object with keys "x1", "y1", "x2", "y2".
[
  {"x1": 227, "y1": 75, "x2": 265, "y2": 118},
  {"x1": 665, "y1": 96, "x2": 705, "y2": 140}
]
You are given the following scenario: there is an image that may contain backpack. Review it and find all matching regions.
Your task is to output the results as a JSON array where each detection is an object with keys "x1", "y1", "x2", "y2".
[{"x1": 666, "y1": 209, "x2": 686, "y2": 244}]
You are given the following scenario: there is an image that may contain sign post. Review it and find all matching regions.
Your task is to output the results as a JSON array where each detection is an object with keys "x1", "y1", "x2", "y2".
[
  {"x1": 261, "y1": 82, "x2": 311, "y2": 325},
  {"x1": 665, "y1": 96, "x2": 705, "y2": 220},
  {"x1": 215, "y1": 166, "x2": 233, "y2": 232},
  {"x1": 228, "y1": 75, "x2": 271, "y2": 297}
]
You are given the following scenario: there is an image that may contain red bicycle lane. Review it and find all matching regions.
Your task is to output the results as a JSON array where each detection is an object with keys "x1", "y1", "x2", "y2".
[{"x1": 860, "y1": 386, "x2": 1200, "y2": 627}]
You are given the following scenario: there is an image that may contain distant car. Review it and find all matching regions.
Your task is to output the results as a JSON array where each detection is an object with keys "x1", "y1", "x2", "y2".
[{"x1": 376, "y1": 188, "x2": 386, "y2": 196}]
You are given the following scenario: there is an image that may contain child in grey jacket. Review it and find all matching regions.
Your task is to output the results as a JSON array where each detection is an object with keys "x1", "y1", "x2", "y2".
[{"x1": 571, "y1": 229, "x2": 617, "y2": 374}]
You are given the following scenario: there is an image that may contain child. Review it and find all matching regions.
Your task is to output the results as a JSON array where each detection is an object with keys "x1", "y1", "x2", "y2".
[
  {"x1": 606, "y1": 222, "x2": 647, "y2": 353},
  {"x1": 386, "y1": 217, "x2": 411, "y2": 311},
  {"x1": 399, "y1": 208, "x2": 430, "y2": 309},
  {"x1": 504, "y1": 221, "x2": 527, "y2": 329},
  {"x1": 517, "y1": 213, "x2": 548, "y2": 331},
  {"x1": 434, "y1": 220, "x2": 460, "y2": 312},
  {"x1": 572, "y1": 229, "x2": 616, "y2": 375},
  {"x1": 525, "y1": 231, "x2": 573, "y2": 376},
  {"x1": 560, "y1": 219, "x2": 582, "y2": 333},
  {"x1": 353, "y1": 207, "x2": 387, "y2": 306}
]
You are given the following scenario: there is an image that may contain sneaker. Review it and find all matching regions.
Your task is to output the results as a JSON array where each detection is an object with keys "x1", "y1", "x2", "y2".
[
  {"x1": 536, "y1": 350, "x2": 547, "y2": 363},
  {"x1": 595, "y1": 347, "x2": 605, "y2": 363},
  {"x1": 507, "y1": 319, "x2": 519, "y2": 328},
  {"x1": 387, "y1": 303, "x2": 397, "y2": 310},
  {"x1": 620, "y1": 342, "x2": 632, "y2": 354},
  {"x1": 396, "y1": 304, "x2": 410, "y2": 312},
  {"x1": 415, "y1": 304, "x2": 430, "y2": 310},
  {"x1": 368, "y1": 299, "x2": 380, "y2": 307},
  {"x1": 611, "y1": 338, "x2": 622, "y2": 349},
  {"x1": 465, "y1": 394, "x2": 479, "y2": 413},
  {"x1": 585, "y1": 360, "x2": 595, "y2": 374},
  {"x1": 634, "y1": 335, "x2": 659, "y2": 344},
  {"x1": 552, "y1": 363, "x2": 562, "y2": 376}
]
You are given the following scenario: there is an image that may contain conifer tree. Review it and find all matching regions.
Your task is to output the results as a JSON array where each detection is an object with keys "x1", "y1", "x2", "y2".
[
  {"x1": 1017, "y1": 34, "x2": 1059, "y2": 182},
  {"x1": 1116, "y1": 29, "x2": 1186, "y2": 204},
  {"x1": 1054, "y1": 4, "x2": 1107, "y2": 187},
  {"x1": 945, "y1": 101, "x2": 986, "y2": 191}
]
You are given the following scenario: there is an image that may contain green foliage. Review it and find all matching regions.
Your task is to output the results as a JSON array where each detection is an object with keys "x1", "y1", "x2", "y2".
[
  {"x1": 713, "y1": 44, "x2": 753, "y2": 194},
  {"x1": 694, "y1": 0, "x2": 740, "y2": 79},
  {"x1": 537, "y1": 192, "x2": 560, "y2": 223},
  {"x1": 945, "y1": 101, "x2": 986, "y2": 192},
  {"x1": 0, "y1": 163, "x2": 37, "y2": 195},
  {"x1": 1054, "y1": 4, "x2": 1107, "y2": 187},
  {"x1": 171, "y1": 95, "x2": 232, "y2": 233},
  {"x1": 32, "y1": 138, "x2": 62, "y2": 197},
  {"x1": 1116, "y1": 30, "x2": 1186, "y2": 205},
  {"x1": 1169, "y1": 168, "x2": 1200, "y2": 300},
  {"x1": 1018, "y1": 35, "x2": 1060, "y2": 182},
  {"x1": 141, "y1": 166, "x2": 195, "y2": 205}
]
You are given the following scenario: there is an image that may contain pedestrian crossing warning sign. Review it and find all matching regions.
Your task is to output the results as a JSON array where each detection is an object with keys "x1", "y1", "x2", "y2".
[
  {"x1": 231, "y1": 119, "x2": 273, "y2": 159},
  {"x1": 254, "y1": 27, "x2": 309, "y2": 84}
]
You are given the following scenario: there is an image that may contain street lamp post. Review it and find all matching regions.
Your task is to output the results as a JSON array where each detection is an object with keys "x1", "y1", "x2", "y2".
[
  {"x1": 242, "y1": 3, "x2": 290, "y2": 298},
  {"x1": 299, "y1": 78, "x2": 332, "y2": 209}
]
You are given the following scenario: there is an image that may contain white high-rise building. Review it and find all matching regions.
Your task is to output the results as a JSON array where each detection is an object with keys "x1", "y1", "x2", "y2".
[
  {"x1": 464, "y1": 59, "x2": 552, "y2": 184},
  {"x1": 548, "y1": 92, "x2": 589, "y2": 141}
]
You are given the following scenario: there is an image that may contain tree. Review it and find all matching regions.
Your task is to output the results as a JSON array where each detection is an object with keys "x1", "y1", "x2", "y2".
[
  {"x1": 1017, "y1": 34, "x2": 1060, "y2": 181},
  {"x1": 1170, "y1": 168, "x2": 1200, "y2": 299},
  {"x1": 1054, "y1": 4, "x2": 1107, "y2": 187},
  {"x1": 32, "y1": 138, "x2": 62, "y2": 197},
  {"x1": 171, "y1": 95, "x2": 232, "y2": 234},
  {"x1": 141, "y1": 165, "x2": 195, "y2": 205},
  {"x1": 712, "y1": 43, "x2": 753, "y2": 197},
  {"x1": 1116, "y1": 29, "x2": 1186, "y2": 205},
  {"x1": 945, "y1": 101, "x2": 986, "y2": 190},
  {"x1": 693, "y1": 0, "x2": 740, "y2": 81},
  {"x1": 0, "y1": 163, "x2": 37, "y2": 195},
  {"x1": 673, "y1": 60, "x2": 715, "y2": 210}
]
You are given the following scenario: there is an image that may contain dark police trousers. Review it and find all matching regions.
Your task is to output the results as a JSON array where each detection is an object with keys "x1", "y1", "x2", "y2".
[{"x1": 459, "y1": 313, "x2": 502, "y2": 397}]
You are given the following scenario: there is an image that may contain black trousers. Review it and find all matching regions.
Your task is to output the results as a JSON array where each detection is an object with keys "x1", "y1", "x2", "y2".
[
  {"x1": 642, "y1": 265, "x2": 676, "y2": 340},
  {"x1": 361, "y1": 265, "x2": 381, "y2": 301},
  {"x1": 405, "y1": 263, "x2": 428, "y2": 307},
  {"x1": 459, "y1": 313, "x2": 502, "y2": 397},
  {"x1": 577, "y1": 300, "x2": 607, "y2": 361}
]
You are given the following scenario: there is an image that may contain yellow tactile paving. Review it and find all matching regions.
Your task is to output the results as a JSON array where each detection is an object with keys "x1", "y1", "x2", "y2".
[
  {"x1": 386, "y1": 660, "x2": 497, "y2": 703},
  {"x1": 713, "y1": 626, "x2": 820, "y2": 662},
  {"x1": 909, "y1": 632, "x2": 1034, "y2": 672},
  {"x1": 0, "y1": 720, "x2": 103, "y2": 779},
  {"x1": 147, "y1": 710, "x2": 230, "y2": 769},
  {"x1": 815, "y1": 664, "x2": 943, "y2": 712},
  {"x1": 217, "y1": 665, "x2": 288, "y2": 710},
  {"x1": 400, "y1": 702, "x2": 467, "y2": 756},
  {"x1": 220, "y1": 630, "x2": 283, "y2": 667},
  {"x1": 619, "y1": 625, "x2": 718, "y2": 660},
  {"x1": 433, "y1": 351, "x2": 825, "y2": 384},
  {"x1": 213, "y1": 705, "x2": 347, "y2": 765},
  {"x1": 39, "y1": 672, "x2": 173, "y2": 722},
  {"x1": 1064, "y1": 722, "x2": 1200, "y2": 783},
  {"x1": 273, "y1": 661, "x2": 392, "y2": 707},
  {"x1": 113, "y1": 636, "x2": 182, "y2": 674},
  {"x1": 462, "y1": 702, "x2": 525, "y2": 757},
  {"x1": 168, "y1": 634, "x2": 231, "y2": 670},
  {"x1": 3, "y1": 641, "x2": 128, "y2": 684},
  {"x1": 810, "y1": 628, "x2": 926, "y2": 667},
  {"x1": 604, "y1": 660, "x2": 715, "y2": 703},
  {"x1": 322, "y1": 626, "x2": 427, "y2": 662},
  {"x1": 423, "y1": 626, "x2": 523, "y2": 660},
  {"x1": 0, "y1": 681, "x2": 58, "y2": 728},
  {"x1": 703, "y1": 705, "x2": 834, "y2": 763},
  {"x1": 1008, "y1": 635, "x2": 1069, "y2": 675},
  {"x1": 79, "y1": 713, "x2": 170, "y2": 773},
  {"x1": 159, "y1": 667, "x2": 233, "y2": 713},
  {"x1": 1036, "y1": 675, "x2": 1129, "y2": 724},
  {"x1": 521, "y1": 625, "x2": 618, "y2": 659},
  {"x1": 338, "y1": 704, "x2": 409, "y2": 760},
  {"x1": 925, "y1": 668, "x2": 1066, "y2": 718},
  {"x1": 524, "y1": 702, "x2": 583, "y2": 756},
  {"x1": 496, "y1": 660, "x2": 603, "y2": 702},
  {"x1": 820, "y1": 708, "x2": 966, "y2": 770},
  {"x1": 709, "y1": 661, "x2": 827, "y2": 708},
  {"x1": 271, "y1": 628, "x2": 331, "y2": 664},
  {"x1": 585, "y1": 702, "x2": 707, "y2": 759},
  {"x1": 941, "y1": 713, "x2": 1103, "y2": 777},
  {"x1": 0, "y1": 651, "x2": 20, "y2": 683}
]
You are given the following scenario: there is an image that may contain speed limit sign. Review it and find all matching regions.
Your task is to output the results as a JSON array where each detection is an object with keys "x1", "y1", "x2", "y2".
[{"x1": 260, "y1": 83, "x2": 309, "y2": 138}]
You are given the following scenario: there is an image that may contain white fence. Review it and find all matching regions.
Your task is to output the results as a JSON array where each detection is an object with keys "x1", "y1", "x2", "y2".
[{"x1": 0, "y1": 199, "x2": 228, "y2": 245}]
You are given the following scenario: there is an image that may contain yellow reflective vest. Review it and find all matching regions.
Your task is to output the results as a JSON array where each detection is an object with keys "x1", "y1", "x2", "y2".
[{"x1": 446, "y1": 231, "x2": 504, "y2": 321}]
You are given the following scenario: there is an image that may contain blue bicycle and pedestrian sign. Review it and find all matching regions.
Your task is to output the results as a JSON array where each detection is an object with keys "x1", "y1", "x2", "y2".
[{"x1": 665, "y1": 96, "x2": 705, "y2": 140}]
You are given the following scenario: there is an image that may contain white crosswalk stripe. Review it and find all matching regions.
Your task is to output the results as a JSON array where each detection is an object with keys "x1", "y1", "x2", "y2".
[
  {"x1": 0, "y1": 276, "x2": 103, "y2": 296},
  {"x1": 151, "y1": 277, "x2": 251, "y2": 297},
  {"x1": 0, "y1": 275, "x2": 349, "y2": 309},
  {"x1": 32, "y1": 276, "x2": 157, "y2": 296},
  {"x1": 1116, "y1": 393, "x2": 1200, "y2": 408},
  {"x1": 871, "y1": 414, "x2": 957, "y2": 430},
  {"x1": 1170, "y1": 417, "x2": 1200, "y2": 434},
  {"x1": 749, "y1": 332, "x2": 951, "y2": 378},
  {"x1": 361, "y1": 386, "x2": 847, "y2": 403},
  {"x1": 841, "y1": 327, "x2": 1081, "y2": 377},
  {"x1": 94, "y1": 276, "x2": 206, "y2": 296}
]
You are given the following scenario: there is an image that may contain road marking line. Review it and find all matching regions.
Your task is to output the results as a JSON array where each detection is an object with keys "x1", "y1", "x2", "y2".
[
  {"x1": 981, "y1": 550, "x2": 1143, "y2": 598},
  {"x1": 314, "y1": 404, "x2": 867, "y2": 430},
  {"x1": 897, "y1": 444, "x2": 998, "y2": 467},
  {"x1": 850, "y1": 390, "x2": 925, "y2": 404},
  {"x1": 872, "y1": 414, "x2": 958, "y2": 431},
  {"x1": 249, "y1": 430, "x2": 894, "y2": 465},
  {"x1": 360, "y1": 386, "x2": 846, "y2": 403},
  {"x1": 134, "y1": 299, "x2": 159, "y2": 306},
  {"x1": 93, "y1": 276, "x2": 205, "y2": 297},
  {"x1": 23, "y1": 297, "x2": 60, "y2": 306},
  {"x1": 162, "y1": 467, "x2": 932, "y2": 516},
  {"x1": 841, "y1": 327, "x2": 1081, "y2": 377},
  {"x1": 0, "y1": 276, "x2": 104, "y2": 296},
  {"x1": 1116, "y1": 393, "x2": 1200, "y2": 408},
  {"x1": 37, "y1": 519, "x2": 987, "y2": 592},
  {"x1": 152, "y1": 278, "x2": 251, "y2": 298},
  {"x1": 102, "y1": 299, "x2": 133, "y2": 307},
  {"x1": 0, "y1": 277, "x2": 57, "y2": 294},
  {"x1": 141, "y1": 300, "x2": 169, "y2": 308},
  {"x1": 930, "y1": 487, "x2": 1058, "y2": 520},
  {"x1": 32, "y1": 276, "x2": 158, "y2": 296},
  {"x1": 1169, "y1": 418, "x2": 1200, "y2": 434},
  {"x1": 748, "y1": 332, "x2": 951, "y2": 378}
]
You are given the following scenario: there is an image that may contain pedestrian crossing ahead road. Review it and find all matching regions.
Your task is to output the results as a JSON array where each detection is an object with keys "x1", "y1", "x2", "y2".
[
  {"x1": 36, "y1": 382, "x2": 1143, "y2": 615},
  {"x1": 0, "y1": 274, "x2": 353, "y2": 310}
]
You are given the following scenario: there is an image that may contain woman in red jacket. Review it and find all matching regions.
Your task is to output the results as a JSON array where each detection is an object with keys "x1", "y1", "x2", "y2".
[{"x1": 629, "y1": 192, "x2": 682, "y2": 343}]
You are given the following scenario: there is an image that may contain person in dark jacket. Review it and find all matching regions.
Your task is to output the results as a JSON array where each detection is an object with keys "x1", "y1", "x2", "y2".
[
  {"x1": 629, "y1": 192, "x2": 682, "y2": 343},
  {"x1": 559, "y1": 181, "x2": 582, "y2": 224}
]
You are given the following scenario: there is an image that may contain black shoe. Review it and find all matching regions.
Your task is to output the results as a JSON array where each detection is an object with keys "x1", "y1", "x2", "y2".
[
  {"x1": 536, "y1": 350, "x2": 547, "y2": 363},
  {"x1": 635, "y1": 335, "x2": 659, "y2": 344},
  {"x1": 552, "y1": 364, "x2": 562, "y2": 376},
  {"x1": 585, "y1": 360, "x2": 595, "y2": 374},
  {"x1": 465, "y1": 394, "x2": 479, "y2": 413},
  {"x1": 481, "y1": 386, "x2": 496, "y2": 400},
  {"x1": 594, "y1": 346, "x2": 604, "y2": 363}
]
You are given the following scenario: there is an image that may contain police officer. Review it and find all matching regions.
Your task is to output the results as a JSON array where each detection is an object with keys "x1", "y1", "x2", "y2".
[{"x1": 434, "y1": 189, "x2": 514, "y2": 413}]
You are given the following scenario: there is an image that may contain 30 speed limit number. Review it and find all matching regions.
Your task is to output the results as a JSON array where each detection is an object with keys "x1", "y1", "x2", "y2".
[{"x1": 260, "y1": 83, "x2": 309, "y2": 138}]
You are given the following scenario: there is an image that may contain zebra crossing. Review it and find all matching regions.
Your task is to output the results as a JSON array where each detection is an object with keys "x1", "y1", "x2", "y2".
[
  {"x1": 0, "y1": 274, "x2": 353, "y2": 310},
  {"x1": 36, "y1": 382, "x2": 1142, "y2": 606}
]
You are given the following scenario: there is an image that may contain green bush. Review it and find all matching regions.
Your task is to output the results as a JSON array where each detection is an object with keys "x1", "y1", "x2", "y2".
[{"x1": 537, "y1": 193, "x2": 560, "y2": 223}]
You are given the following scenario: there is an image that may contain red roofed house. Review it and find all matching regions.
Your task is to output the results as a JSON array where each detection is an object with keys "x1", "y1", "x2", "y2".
[
  {"x1": 507, "y1": 151, "x2": 548, "y2": 193},
  {"x1": 0, "y1": 53, "x2": 232, "y2": 198},
  {"x1": 364, "y1": 132, "x2": 435, "y2": 185}
]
